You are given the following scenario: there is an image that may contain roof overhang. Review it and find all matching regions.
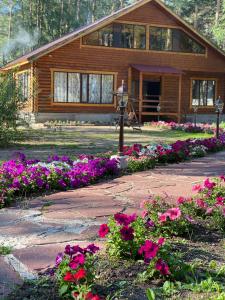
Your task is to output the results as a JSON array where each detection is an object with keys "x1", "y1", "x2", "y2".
[{"x1": 131, "y1": 64, "x2": 183, "y2": 75}]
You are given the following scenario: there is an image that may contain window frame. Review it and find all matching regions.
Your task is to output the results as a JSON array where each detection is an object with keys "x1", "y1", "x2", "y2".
[
  {"x1": 51, "y1": 69, "x2": 117, "y2": 106},
  {"x1": 190, "y1": 78, "x2": 218, "y2": 108},
  {"x1": 82, "y1": 22, "x2": 207, "y2": 56},
  {"x1": 16, "y1": 70, "x2": 31, "y2": 101}
]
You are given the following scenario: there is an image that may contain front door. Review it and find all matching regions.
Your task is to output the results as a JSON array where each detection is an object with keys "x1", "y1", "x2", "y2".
[{"x1": 142, "y1": 80, "x2": 161, "y2": 112}]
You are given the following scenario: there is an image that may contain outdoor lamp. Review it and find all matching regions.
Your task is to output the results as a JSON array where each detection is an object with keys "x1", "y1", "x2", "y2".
[
  {"x1": 192, "y1": 105, "x2": 198, "y2": 128},
  {"x1": 215, "y1": 96, "x2": 224, "y2": 139},
  {"x1": 157, "y1": 104, "x2": 161, "y2": 122},
  {"x1": 113, "y1": 80, "x2": 129, "y2": 159}
]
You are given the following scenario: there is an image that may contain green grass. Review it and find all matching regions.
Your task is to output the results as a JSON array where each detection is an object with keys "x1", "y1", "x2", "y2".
[{"x1": 0, "y1": 126, "x2": 213, "y2": 161}]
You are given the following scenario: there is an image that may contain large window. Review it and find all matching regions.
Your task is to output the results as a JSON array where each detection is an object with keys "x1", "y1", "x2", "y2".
[
  {"x1": 83, "y1": 23, "x2": 146, "y2": 49},
  {"x1": 17, "y1": 71, "x2": 30, "y2": 100},
  {"x1": 192, "y1": 79, "x2": 216, "y2": 106},
  {"x1": 150, "y1": 27, "x2": 205, "y2": 54},
  {"x1": 53, "y1": 71, "x2": 114, "y2": 104}
]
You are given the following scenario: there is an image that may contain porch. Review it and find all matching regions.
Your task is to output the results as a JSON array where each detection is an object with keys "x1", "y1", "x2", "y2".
[{"x1": 128, "y1": 64, "x2": 183, "y2": 123}]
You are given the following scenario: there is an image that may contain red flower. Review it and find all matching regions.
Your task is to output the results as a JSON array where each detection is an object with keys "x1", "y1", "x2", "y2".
[
  {"x1": 64, "y1": 271, "x2": 75, "y2": 282},
  {"x1": 98, "y1": 224, "x2": 109, "y2": 238},
  {"x1": 139, "y1": 240, "x2": 159, "y2": 263},
  {"x1": 74, "y1": 268, "x2": 86, "y2": 280},
  {"x1": 155, "y1": 259, "x2": 170, "y2": 276},
  {"x1": 85, "y1": 292, "x2": 101, "y2": 300}
]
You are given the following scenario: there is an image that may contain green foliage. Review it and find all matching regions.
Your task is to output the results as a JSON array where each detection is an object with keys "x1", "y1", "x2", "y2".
[
  {"x1": 127, "y1": 156, "x2": 156, "y2": 172},
  {"x1": 0, "y1": 245, "x2": 12, "y2": 255},
  {"x1": 0, "y1": 71, "x2": 25, "y2": 145}
]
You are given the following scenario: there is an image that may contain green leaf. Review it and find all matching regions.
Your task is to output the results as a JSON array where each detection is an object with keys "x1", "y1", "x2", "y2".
[
  {"x1": 146, "y1": 288, "x2": 156, "y2": 300},
  {"x1": 59, "y1": 284, "x2": 68, "y2": 296}
]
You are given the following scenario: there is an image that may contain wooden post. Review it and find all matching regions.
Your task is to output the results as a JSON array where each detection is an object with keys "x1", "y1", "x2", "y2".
[
  {"x1": 178, "y1": 74, "x2": 182, "y2": 123},
  {"x1": 139, "y1": 72, "x2": 143, "y2": 123},
  {"x1": 128, "y1": 67, "x2": 132, "y2": 110}
]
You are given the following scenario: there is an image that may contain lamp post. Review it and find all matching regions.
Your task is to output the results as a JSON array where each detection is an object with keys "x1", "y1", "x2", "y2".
[
  {"x1": 193, "y1": 105, "x2": 198, "y2": 128},
  {"x1": 112, "y1": 80, "x2": 128, "y2": 168},
  {"x1": 157, "y1": 104, "x2": 161, "y2": 122},
  {"x1": 215, "y1": 96, "x2": 224, "y2": 139}
]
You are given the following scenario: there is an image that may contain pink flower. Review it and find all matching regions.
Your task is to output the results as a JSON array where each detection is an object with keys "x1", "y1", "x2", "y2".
[
  {"x1": 166, "y1": 207, "x2": 182, "y2": 221},
  {"x1": 120, "y1": 226, "x2": 134, "y2": 241},
  {"x1": 142, "y1": 210, "x2": 148, "y2": 218},
  {"x1": 220, "y1": 175, "x2": 225, "y2": 182},
  {"x1": 155, "y1": 259, "x2": 170, "y2": 276},
  {"x1": 177, "y1": 197, "x2": 186, "y2": 205},
  {"x1": 69, "y1": 254, "x2": 85, "y2": 270},
  {"x1": 216, "y1": 197, "x2": 225, "y2": 206},
  {"x1": 55, "y1": 252, "x2": 63, "y2": 267},
  {"x1": 204, "y1": 178, "x2": 216, "y2": 190},
  {"x1": 98, "y1": 224, "x2": 109, "y2": 238},
  {"x1": 192, "y1": 184, "x2": 202, "y2": 192},
  {"x1": 158, "y1": 212, "x2": 168, "y2": 223},
  {"x1": 206, "y1": 207, "x2": 214, "y2": 215},
  {"x1": 196, "y1": 199, "x2": 207, "y2": 209},
  {"x1": 157, "y1": 237, "x2": 165, "y2": 246}
]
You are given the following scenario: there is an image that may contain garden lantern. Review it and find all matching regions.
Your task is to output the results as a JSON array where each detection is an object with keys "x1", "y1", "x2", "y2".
[
  {"x1": 192, "y1": 105, "x2": 198, "y2": 128},
  {"x1": 157, "y1": 104, "x2": 161, "y2": 122},
  {"x1": 113, "y1": 80, "x2": 128, "y2": 157},
  {"x1": 215, "y1": 96, "x2": 224, "y2": 139}
]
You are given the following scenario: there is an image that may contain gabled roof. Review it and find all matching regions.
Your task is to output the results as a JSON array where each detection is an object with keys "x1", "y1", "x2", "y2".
[{"x1": 2, "y1": 0, "x2": 225, "y2": 70}]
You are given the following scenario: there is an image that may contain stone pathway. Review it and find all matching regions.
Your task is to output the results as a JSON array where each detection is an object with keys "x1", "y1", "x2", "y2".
[{"x1": 1, "y1": 151, "x2": 225, "y2": 298}]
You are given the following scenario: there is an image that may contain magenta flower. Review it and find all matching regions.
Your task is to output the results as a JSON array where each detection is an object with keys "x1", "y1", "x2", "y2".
[
  {"x1": 98, "y1": 224, "x2": 109, "y2": 238},
  {"x1": 206, "y1": 207, "x2": 214, "y2": 215},
  {"x1": 139, "y1": 240, "x2": 159, "y2": 263},
  {"x1": 114, "y1": 213, "x2": 137, "y2": 226},
  {"x1": 155, "y1": 259, "x2": 170, "y2": 276},
  {"x1": 157, "y1": 237, "x2": 165, "y2": 246},
  {"x1": 69, "y1": 253, "x2": 85, "y2": 269},
  {"x1": 158, "y1": 213, "x2": 168, "y2": 223},
  {"x1": 216, "y1": 197, "x2": 225, "y2": 206},
  {"x1": 177, "y1": 197, "x2": 186, "y2": 205},
  {"x1": 192, "y1": 184, "x2": 202, "y2": 192},
  {"x1": 204, "y1": 178, "x2": 216, "y2": 190},
  {"x1": 120, "y1": 226, "x2": 134, "y2": 241}
]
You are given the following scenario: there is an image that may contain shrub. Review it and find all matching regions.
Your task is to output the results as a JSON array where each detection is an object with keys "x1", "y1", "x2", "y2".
[
  {"x1": 0, "y1": 71, "x2": 25, "y2": 146},
  {"x1": 127, "y1": 156, "x2": 156, "y2": 172}
]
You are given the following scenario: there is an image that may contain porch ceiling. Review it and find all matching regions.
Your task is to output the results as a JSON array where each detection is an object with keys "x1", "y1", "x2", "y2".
[{"x1": 130, "y1": 64, "x2": 183, "y2": 75}]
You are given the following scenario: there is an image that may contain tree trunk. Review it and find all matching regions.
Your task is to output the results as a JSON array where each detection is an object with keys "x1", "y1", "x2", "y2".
[{"x1": 215, "y1": 0, "x2": 221, "y2": 25}]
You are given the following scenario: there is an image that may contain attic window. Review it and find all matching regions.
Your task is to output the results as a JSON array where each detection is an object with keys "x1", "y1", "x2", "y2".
[
  {"x1": 83, "y1": 23, "x2": 146, "y2": 49},
  {"x1": 149, "y1": 27, "x2": 206, "y2": 54}
]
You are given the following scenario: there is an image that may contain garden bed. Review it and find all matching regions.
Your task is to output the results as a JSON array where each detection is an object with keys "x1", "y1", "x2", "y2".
[{"x1": 6, "y1": 176, "x2": 225, "y2": 300}]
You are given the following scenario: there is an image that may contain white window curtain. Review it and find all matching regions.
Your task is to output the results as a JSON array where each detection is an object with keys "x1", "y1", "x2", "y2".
[
  {"x1": 82, "y1": 74, "x2": 88, "y2": 102},
  {"x1": 89, "y1": 74, "x2": 101, "y2": 103},
  {"x1": 54, "y1": 72, "x2": 67, "y2": 102},
  {"x1": 102, "y1": 75, "x2": 113, "y2": 103},
  {"x1": 68, "y1": 73, "x2": 80, "y2": 102}
]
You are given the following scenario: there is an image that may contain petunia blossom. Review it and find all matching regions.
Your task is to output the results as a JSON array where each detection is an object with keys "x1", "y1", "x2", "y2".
[
  {"x1": 98, "y1": 224, "x2": 109, "y2": 238},
  {"x1": 155, "y1": 259, "x2": 170, "y2": 276},
  {"x1": 73, "y1": 268, "x2": 86, "y2": 280},
  {"x1": 120, "y1": 226, "x2": 134, "y2": 241}
]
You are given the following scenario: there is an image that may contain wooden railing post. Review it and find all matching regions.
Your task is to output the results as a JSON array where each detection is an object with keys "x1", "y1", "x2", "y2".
[{"x1": 139, "y1": 72, "x2": 143, "y2": 123}]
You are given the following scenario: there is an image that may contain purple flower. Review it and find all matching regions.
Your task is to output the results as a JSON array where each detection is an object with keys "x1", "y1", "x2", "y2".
[
  {"x1": 55, "y1": 252, "x2": 64, "y2": 267},
  {"x1": 85, "y1": 244, "x2": 100, "y2": 254},
  {"x1": 120, "y1": 226, "x2": 134, "y2": 241}
]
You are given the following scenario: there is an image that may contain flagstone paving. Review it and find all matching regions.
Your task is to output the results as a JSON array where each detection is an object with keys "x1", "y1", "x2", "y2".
[{"x1": 1, "y1": 151, "x2": 225, "y2": 298}]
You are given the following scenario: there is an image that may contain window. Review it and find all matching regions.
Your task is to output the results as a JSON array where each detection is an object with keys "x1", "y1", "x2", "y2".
[
  {"x1": 83, "y1": 23, "x2": 146, "y2": 49},
  {"x1": 53, "y1": 71, "x2": 114, "y2": 104},
  {"x1": 17, "y1": 71, "x2": 30, "y2": 100},
  {"x1": 192, "y1": 79, "x2": 216, "y2": 106},
  {"x1": 150, "y1": 27, "x2": 205, "y2": 54}
]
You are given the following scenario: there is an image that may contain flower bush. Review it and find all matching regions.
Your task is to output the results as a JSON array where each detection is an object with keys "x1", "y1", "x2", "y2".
[
  {"x1": 144, "y1": 121, "x2": 219, "y2": 134},
  {"x1": 54, "y1": 243, "x2": 101, "y2": 299},
  {"x1": 0, "y1": 153, "x2": 119, "y2": 208}
]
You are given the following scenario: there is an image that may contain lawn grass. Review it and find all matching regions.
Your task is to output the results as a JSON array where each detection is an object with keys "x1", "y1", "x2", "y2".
[{"x1": 0, "y1": 126, "x2": 213, "y2": 162}]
